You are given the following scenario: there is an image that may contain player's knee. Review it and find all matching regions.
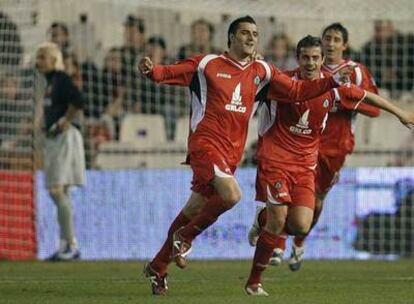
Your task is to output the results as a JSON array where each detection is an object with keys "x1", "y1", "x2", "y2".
[
  {"x1": 315, "y1": 198, "x2": 324, "y2": 213},
  {"x1": 288, "y1": 223, "x2": 311, "y2": 236},
  {"x1": 266, "y1": 215, "x2": 286, "y2": 235},
  {"x1": 48, "y1": 186, "x2": 64, "y2": 202},
  {"x1": 221, "y1": 191, "x2": 241, "y2": 208},
  {"x1": 296, "y1": 226, "x2": 310, "y2": 236},
  {"x1": 183, "y1": 202, "x2": 203, "y2": 218}
]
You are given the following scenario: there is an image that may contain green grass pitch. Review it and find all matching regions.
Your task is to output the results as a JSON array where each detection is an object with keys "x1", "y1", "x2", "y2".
[{"x1": 1, "y1": 259, "x2": 413, "y2": 303}]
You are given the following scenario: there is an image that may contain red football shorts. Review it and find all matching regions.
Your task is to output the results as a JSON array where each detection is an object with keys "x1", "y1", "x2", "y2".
[
  {"x1": 315, "y1": 153, "x2": 347, "y2": 195},
  {"x1": 255, "y1": 161, "x2": 316, "y2": 209},
  {"x1": 188, "y1": 146, "x2": 236, "y2": 198}
]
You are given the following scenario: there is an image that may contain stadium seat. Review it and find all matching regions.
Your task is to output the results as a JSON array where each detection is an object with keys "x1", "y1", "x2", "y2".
[
  {"x1": 120, "y1": 114, "x2": 167, "y2": 148},
  {"x1": 95, "y1": 141, "x2": 187, "y2": 169},
  {"x1": 347, "y1": 113, "x2": 412, "y2": 167},
  {"x1": 95, "y1": 141, "x2": 141, "y2": 169}
]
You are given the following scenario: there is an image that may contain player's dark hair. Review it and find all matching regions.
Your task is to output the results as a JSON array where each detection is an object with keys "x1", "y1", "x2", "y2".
[
  {"x1": 296, "y1": 35, "x2": 324, "y2": 58},
  {"x1": 227, "y1": 15, "x2": 256, "y2": 48},
  {"x1": 322, "y1": 22, "x2": 349, "y2": 44}
]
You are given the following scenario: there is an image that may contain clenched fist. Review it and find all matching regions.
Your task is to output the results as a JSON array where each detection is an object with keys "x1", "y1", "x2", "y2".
[{"x1": 139, "y1": 57, "x2": 153, "y2": 75}]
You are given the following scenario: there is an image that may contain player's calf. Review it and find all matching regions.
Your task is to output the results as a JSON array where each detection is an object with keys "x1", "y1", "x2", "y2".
[
  {"x1": 172, "y1": 228, "x2": 192, "y2": 269},
  {"x1": 247, "y1": 205, "x2": 265, "y2": 246}
]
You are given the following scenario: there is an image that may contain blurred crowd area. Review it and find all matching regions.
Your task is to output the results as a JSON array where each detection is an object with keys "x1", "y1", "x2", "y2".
[{"x1": 1, "y1": 8, "x2": 414, "y2": 170}]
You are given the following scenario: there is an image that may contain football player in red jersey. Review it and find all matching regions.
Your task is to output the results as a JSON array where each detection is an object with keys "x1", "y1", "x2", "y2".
[
  {"x1": 245, "y1": 35, "x2": 414, "y2": 296},
  {"x1": 261, "y1": 23, "x2": 383, "y2": 271},
  {"x1": 139, "y1": 16, "x2": 353, "y2": 295}
]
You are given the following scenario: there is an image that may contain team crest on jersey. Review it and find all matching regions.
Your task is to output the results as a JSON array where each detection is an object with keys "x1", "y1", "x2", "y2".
[
  {"x1": 323, "y1": 99, "x2": 330, "y2": 108},
  {"x1": 225, "y1": 83, "x2": 247, "y2": 113},
  {"x1": 254, "y1": 76, "x2": 261, "y2": 85},
  {"x1": 274, "y1": 181, "x2": 283, "y2": 189}
]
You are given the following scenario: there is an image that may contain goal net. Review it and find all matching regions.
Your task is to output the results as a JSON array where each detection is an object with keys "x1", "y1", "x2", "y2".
[{"x1": 1, "y1": 0, "x2": 413, "y2": 260}]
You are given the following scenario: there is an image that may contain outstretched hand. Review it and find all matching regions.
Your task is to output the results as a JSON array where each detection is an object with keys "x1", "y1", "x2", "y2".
[
  {"x1": 399, "y1": 111, "x2": 414, "y2": 129},
  {"x1": 139, "y1": 56, "x2": 153, "y2": 75},
  {"x1": 334, "y1": 63, "x2": 357, "y2": 84}
]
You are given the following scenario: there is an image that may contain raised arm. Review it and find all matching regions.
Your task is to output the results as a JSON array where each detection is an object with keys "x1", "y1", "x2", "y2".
[
  {"x1": 353, "y1": 64, "x2": 381, "y2": 117},
  {"x1": 139, "y1": 56, "x2": 201, "y2": 86},
  {"x1": 354, "y1": 97, "x2": 381, "y2": 117},
  {"x1": 338, "y1": 85, "x2": 414, "y2": 129},
  {"x1": 363, "y1": 92, "x2": 414, "y2": 128},
  {"x1": 266, "y1": 65, "x2": 353, "y2": 102}
]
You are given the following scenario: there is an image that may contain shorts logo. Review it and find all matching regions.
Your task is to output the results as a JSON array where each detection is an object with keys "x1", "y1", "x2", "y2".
[{"x1": 323, "y1": 99, "x2": 330, "y2": 108}]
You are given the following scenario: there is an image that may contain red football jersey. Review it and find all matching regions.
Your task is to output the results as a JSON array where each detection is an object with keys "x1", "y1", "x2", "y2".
[
  {"x1": 257, "y1": 69, "x2": 366, "y2": 169},
  {"x1": 147, "y1": 53, "x2": 338, "y2": 166},
  {"x1": 319, "y1": 60, "x2": 380, "y2": 156}
]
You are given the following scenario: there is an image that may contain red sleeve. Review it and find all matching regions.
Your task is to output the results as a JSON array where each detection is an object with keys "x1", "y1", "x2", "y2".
[
  {"x1": 353, "y1": 64, "x2": 381, "y2": 117},
  {"x1": 266, "y1": 67, "x2": 338, "y2": 102},
  {"x1": 336, "y1": 85, "x2": 367, "y2": 110},
  {"x1": 146, "y1": 55, "x2": 203, "y2": 86},
  {"x1": 358, "y1": 64, "x2": 378, "y2": 93}
]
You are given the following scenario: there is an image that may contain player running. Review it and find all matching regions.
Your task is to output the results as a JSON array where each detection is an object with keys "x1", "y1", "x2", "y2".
[
  {"x1": 139, "y1": 16, "x2": 351, "y2": 295},
  {"x1": 262, "y1": 23, "x2": 382, "y2": 271},
  {"x1": 245, "y1": 35, "x2": 414, "y2": 296}
]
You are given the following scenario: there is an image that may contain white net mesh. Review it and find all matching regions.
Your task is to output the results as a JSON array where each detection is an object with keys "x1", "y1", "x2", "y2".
[
  {"x1": 0, "y1": 0, "x2": 413, "y2": 259},
  {"x1": 0, "y1": 0, "x2": 37, "y2": 260}
]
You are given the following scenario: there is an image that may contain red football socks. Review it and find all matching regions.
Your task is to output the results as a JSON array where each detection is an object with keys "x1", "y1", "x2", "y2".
[
  {"x1": 275, "y1": 232, "x2": 288, "y2": 250},
  {"x1": 150, "y1": 211, "x2": 190, "y2": 276},
  {"x1": 178, "y1": 194, "x2": 229, "y2": 243},
  {"x1": 293, "y1": 235, "x2": 305, "y2": 247},
  {"x1": 247, "y1": 229, "x2": 278, "y2": 285}
]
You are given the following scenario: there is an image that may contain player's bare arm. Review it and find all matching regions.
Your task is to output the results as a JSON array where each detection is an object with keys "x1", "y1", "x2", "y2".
[{"x1": 363, "y1": 91, "x2": 414, "y2": 129}]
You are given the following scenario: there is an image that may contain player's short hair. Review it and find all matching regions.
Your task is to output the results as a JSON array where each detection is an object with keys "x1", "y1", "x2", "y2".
[
  {"x1": 227, "y1": 15, "x2": 256, "y2": 48},
  {"x1": 296, "y1": 35, "x2": 324, "y2": 58},
  {"x1": 322, "y1": 22, "x2": 349, "y2": 44}
]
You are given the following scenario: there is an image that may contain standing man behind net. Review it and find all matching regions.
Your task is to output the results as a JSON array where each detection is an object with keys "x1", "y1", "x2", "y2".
[
  {"x1": 36, "y1": 42, "x2": 85, "y2": 261},
  {"x1": 139, "y1": 16, "x2": 350, "y2": 296},
  {"x1": 250, "y1": 23, "x2": 381, "y2": 271}
]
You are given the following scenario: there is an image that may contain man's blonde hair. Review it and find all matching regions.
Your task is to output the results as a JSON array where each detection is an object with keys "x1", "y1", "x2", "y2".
[{"x1": 36, "y1": 42, "x2": 65, "y2": 71}]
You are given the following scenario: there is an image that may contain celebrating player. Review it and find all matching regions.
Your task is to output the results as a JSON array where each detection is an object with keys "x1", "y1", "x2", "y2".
[
  {"x1": 266, "y1": 23, "x2": 382, "y2": 271},
  {"x1": 245, "y1": 35, "x2": 414, "y2": 296},
  {"x1": 139, "y1": 16, "x2": 352, "y2": 295}
]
